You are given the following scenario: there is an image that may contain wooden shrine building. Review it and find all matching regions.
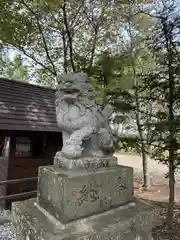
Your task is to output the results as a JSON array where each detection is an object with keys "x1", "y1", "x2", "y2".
[{"x1": 0, "y1": 78, "x2": 62, "y2": 207}]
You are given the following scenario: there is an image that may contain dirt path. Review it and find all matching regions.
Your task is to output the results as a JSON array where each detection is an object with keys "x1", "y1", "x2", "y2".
[
  {"x1": 114, "y1": 152, "x2": 180, "y2": 184},
  {"x1": 114, "y1": 152, "x2": 180, "y2": 239},
  {"x1": 114, "y1": 152, "x2": 180, "y2": 202},
  {"x1": 115, "y1": 152, "x2": 168, "y2": 175}
]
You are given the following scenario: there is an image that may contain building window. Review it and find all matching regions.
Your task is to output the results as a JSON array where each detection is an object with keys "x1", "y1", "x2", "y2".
[
  {"x1": 15, "y1": 136, "x2": 47, "y2": 158},
  {"x1": 15, "y1": 137, "x2": 31, "y2": 157},
  {"x1": 31, "y1": 136, "x2": 47, "y2": 157},
  {"x1": 0, "y1": 137, "x2": 5, "y2": 157}
]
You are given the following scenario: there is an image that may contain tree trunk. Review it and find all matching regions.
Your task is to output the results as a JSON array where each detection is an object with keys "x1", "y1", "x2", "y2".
[
  {"x1": 163, "y1": 9, "x2": 176, "y2": 229},
  {"x1": 142, "y1": 149, "x2": 150, "y2": 190},
  {"x1": 126, "y1": 6, "x2": 150, "y2": 190},
  {"x1": 62, "y1": 0, "x2": 76, "y2": 72},
  {"x1": 166, "y1": 154, "x2": 175, "y2": 229},
  {"x1": 136, "y1": 113, "x2": 150, "y2": 190},
  {"x1": 87, "y1": 29, "x2": 98, "y2": 74},
  {"x1": 62, "y1": 29, "x2": 68, "y2": 73}
]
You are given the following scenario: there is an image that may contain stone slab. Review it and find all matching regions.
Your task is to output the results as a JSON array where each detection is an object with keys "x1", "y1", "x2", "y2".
[
  {"x1": 12, "y1": 198, "x2": 163, "y2": 240},
  {"x1": 37, "y1": 165, "x2": 133, "y2": 223},
  {"x1": 54, "y1": 152, "x2": 118, "y2": 171}
]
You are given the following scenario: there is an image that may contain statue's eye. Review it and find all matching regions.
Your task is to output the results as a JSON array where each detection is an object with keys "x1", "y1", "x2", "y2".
[{"x1": 55, "y1": 99, "x2": 59, "y2": 106}]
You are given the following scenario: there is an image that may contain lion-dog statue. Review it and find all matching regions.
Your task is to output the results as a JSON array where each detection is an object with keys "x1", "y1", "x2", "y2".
[{"x1": 54, "y1": 72, "x2": 114, "y2": 162}]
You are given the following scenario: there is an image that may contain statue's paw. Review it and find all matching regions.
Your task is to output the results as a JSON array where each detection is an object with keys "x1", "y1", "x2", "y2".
[
  {"x1": 54, "y1": 151, "x2": 60, "y2": 160},
  {"x1": 54, "y1": 151, "x2": 61, "y2": 156},
  {"x1": 90, "y1": 150, "x2": 104, "y2": 158},
  {"x1": 54, "y1": 151, "x2": 62, "y2": 165},
  {"x1": 66, "y1": 138, "x2": 82, "y2": 146},
  {"x1": 62, "y1": 144, "x2": 83, "y2": 159}
]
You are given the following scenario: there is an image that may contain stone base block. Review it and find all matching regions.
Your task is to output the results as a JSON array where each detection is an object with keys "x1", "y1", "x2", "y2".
[
  {"x1": 54, "y1": 152, "x2": 118, "y2": 170},
  {"x1": 12, "y1": 198, "x2": 162, "y2": 240},
  {"x1": 37, "y1": 165, "x2": 133, "y2": 223}
]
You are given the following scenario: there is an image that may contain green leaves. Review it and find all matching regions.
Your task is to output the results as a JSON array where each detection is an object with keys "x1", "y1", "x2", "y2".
[
  {"x1": 0, "y1": 0, "x2": 157, "y2": 86},
  {"x1": 0, "y1": 1, "x2": 33, "y2": 45},
  {"x1": 39, "y1": 0, "x2": 63, "y2": 11},
  {"x1": 1, "y1": 54, "x2": 28, "y2": 81}
]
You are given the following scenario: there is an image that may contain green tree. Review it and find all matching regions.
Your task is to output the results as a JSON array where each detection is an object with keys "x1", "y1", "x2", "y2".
[
  {"x1": 0, "y1": 0, "x2": 155, "y2": 86},
  {"x1": 122, "y1": 4, "x2": 156, "y2": 190},
  {"x1": 0, "y1": 53, "x2": 28, "y2": 81},
  {"x1": 141, "y1": 0, "x2": 180, "y2": 229},
  {"x1": 90, "y1": 3, "x2": 155, "y2": 190}
]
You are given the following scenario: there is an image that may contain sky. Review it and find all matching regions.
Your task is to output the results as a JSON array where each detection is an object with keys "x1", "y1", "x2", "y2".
[{"x1": 8, "y1": 49, "x2": 17, "y2": 60}]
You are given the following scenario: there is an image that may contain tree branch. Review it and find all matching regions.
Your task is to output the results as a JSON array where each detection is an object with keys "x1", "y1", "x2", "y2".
[
  {"x1": 10, "y1": 34, "x2": 55, "y2": 74},
  {"x1": 69, "y1": 0, "x2": 85, "y2": 29},
  {"x1": 87, "y1": 29, "x2": 98, "y2": 74},
  {"x1": 21, "y1": 0, "x2": 57, "y2": 76},
  {"x1": 14, "y1": 44, "x2": 55, "y2": 75},
  {"x1": 62, "y1": 29, "x2": 68, "y2": 73},
  {"x1": 84, "y1": 4, "x2": 109, "y2": 73},
  {"x1": 62, "y1": 0, "x2": 76, "y2": 72}
]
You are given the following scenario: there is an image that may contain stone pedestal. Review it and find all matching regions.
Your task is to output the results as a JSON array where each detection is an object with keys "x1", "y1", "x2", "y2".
[
  {"x1": 12, "y1": 159, "x2": 162, "y2": 240},
  {"x1": 12, "y1": 198, "x2": 161, "y2": 240},
  {"x1": 37, "y1": 165, "x2": 133, "y2": 223}
]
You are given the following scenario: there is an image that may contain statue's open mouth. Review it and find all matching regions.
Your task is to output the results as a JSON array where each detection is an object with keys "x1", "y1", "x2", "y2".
[
  {"x1": 62, "y1": 88, "x2": 79, "y2": 94},
  {"x1": 59, "y1": 88, "x2": 80, "y2": 101}
]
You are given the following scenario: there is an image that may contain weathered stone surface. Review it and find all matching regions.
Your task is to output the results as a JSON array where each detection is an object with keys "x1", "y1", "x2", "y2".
[
  {"x1": 54, "y1": 152, "x2": 118, "y2": 170},
  {"x1": 55, "y1": 72, "x2": 114, "y2": 160},
  {"x1": 12, "y1": 198, "x2": 162, "y2": 240},
  {"x1": 37, "y1": 165, "x2": 133, "y2": 223}
]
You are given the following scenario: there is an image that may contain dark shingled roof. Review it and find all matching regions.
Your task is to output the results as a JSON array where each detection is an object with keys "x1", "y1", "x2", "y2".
[{"x1": 0, "y1": 78, "x2": 60, "y2": 132}]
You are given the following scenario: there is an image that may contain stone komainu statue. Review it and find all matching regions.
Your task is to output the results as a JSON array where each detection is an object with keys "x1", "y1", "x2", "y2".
[{"x1": 54, "y1": 72, "x2": 114, "y2": 161}]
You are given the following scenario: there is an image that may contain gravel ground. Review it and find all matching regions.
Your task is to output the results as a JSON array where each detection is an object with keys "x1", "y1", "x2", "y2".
[
  {"x1": 152, "y1": 204, "x2": 180, "y2": 240},
  {"x1": 0, "y1": 222, "x2": 16, "y2": 240},
  {"x1": 0, "y1": 206, "x2": 15, "y2": 240}
]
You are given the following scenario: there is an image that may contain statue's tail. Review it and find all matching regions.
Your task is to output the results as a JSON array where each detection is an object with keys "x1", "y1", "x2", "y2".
[
  {"x1": 102, "y1": 104, "x2": 113, "y2": 120},
  {"x1": 99, "y1": 128, "x2": 114, "y2": 154}
]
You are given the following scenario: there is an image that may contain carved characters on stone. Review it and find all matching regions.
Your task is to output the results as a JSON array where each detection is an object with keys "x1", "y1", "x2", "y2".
[
  {"x1": 54, "y1": 72, "x2": 114, "y2": 161},
  {"x1": 116, "y1": 176, "x2": 127, "y2": 196}
]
